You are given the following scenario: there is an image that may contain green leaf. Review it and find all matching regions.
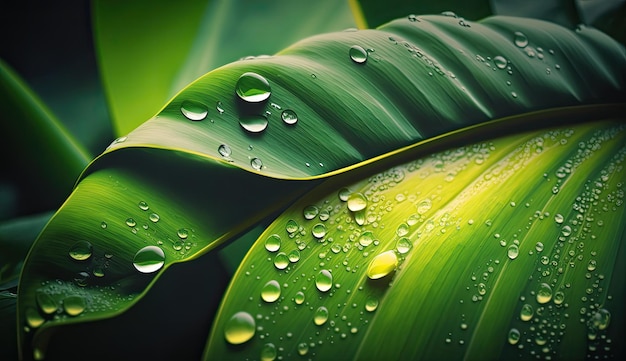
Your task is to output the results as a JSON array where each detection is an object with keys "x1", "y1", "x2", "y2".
[
  {"x1": 204, "y1": 119, "x2": 626, "y2": 360},
  {"x1": 93, "y1": 0, "x2": 356, "y2": 136},
  {"x1": 17, "y1": 13, "x2": 625, "y2": 360},
  {"x1": 0, "y1": 60, "x2": 90, "y2": 220}
]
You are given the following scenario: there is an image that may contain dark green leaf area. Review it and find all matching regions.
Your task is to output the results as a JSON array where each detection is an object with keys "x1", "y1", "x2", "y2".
[{"x1": 105, "y1": 15, "x2": 625, "y2": 180}]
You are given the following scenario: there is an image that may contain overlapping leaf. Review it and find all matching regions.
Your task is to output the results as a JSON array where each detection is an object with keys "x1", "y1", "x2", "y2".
[{"x1": 17, "y1": 14, "x2": 625, "y2": 360}]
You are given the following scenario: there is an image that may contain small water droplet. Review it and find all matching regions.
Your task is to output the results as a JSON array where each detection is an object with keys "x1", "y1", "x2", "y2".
[
  {"x1": 554, "y1": 291, "x2": 565, "y2": 305},
  {"x1": 367, "y1": 250, "x2": 398, "y2": 279},
  {"x1": 295, "y1": 291, "x2": 305, "y2": 305},
  {"x1": 261, "y1": 280, "x2": 281, "y2": 303},
  {"x1": 180, "y1": 100, "x2": 208, "y2": 121},
  {"x1": 297, "y1": 342, "x2": 309, "y2": 355},
  {"x1": 69, "y1": 240, "x2": 93, "y2": 261},
  {"x1": 316, "y1": 269, "x2": 333, "y2": 292},
  {"x1": 251, "y1": 157, "x2": 263, "y2": 170},
  {"x1": 260, "y1": 342, "x2": 277, "y2": 361},
  {"x1": 358, "y1": 231, "x2": 375, "y2": 247},
  {"x1": 338, "y1": 188, "x2": 351, "y2": 202},
  {"x1": 281, "y1": 109, "x2": 298, "y2": 125},
  {"x1": 536, "y1": 283, "x2": 553, "y2": 304},
  {"x1": 507, "y1": 244, "x2": 519, "y2": 260},
  {"x1": 513, "y1": 31, "x2": 528, "y2": 48},
  {"x1": 312, "y1": 223, "x2": 327, "y2": 239},
  {"x1": 216, "y1": 101, "x2": 225, "y2": 114},
  {"x1": 441, "y1": 10, "x2": 457, "y2": 17},
  {"x1": 396, "y1": 237, "x2": 412, "y2": 254},
  {"x1": 286, "y1": 219, "x2": 299, "y2": 234},
  {"x1": 535, "y1": 242, "x2": 544, "y2": 252},
  {"x1": 288, "y1": 249, "x2": 300, "y2": 263},
  {"x1": 508, "y1": 328, "x2": 521, "y2": 345},
  {"x1": 274, "y1": 252, "x2": 289, "y2": 270},
  {"x1": 265, "y1": 234, "x2": 281, "y2": 252},
  {"x1": 149, "y1": 213, "x2": 160, "y2": 223},
  {"x1": 218, "y1": 144, "x2": 232, "y2": 158},
  {"x1": 36, "y1": 292, "x2": 58, "y2": 314},
  {"x1": 587, "y1": 259, "x2": 597, "y2": 271},
  {"x1": 396, "y1": 223, "x2": 409, "y2": 237},
  {"x1": 138, "y1": 201, "x2": 149, "y2": 211},
  {"x1": 303, "y1": 205, "x2": 319, "y2": 220},
  {"x1": 133, "y1": 246, "x2": 165, "y2": 273},
  {"x1": 236, "y1": 72, "x2": 271, "y2": 103},
  {"x1": 365, "y1": 297, "x2": 379, "y2": 312},
  {"x1": 349, "y1": 45, "x2": 368, "y2": 64},
  {"x1": 314, "y1": 306, "x2": 329, "y2": 325},
  {"x1": 125, "y1": 218, "x2": 136, "y2": 227},
  {"x1": 63, "y1": 295, "x2": 85, "y2": 316},
  {"x1": 590, "y1": 309, "x2": 610, "y2": 330},
  {"x1": 224, "y1": 311, "x2": 256, "y2": 344},
  {"x1": 347, "y1": 192, "x2": 367, "y2": 212},
  {"x1": 240, "y1": 115, "x2": 268, "y2": 133},
  {"x1": 511, "y1": 91, "x2": 518, "y2": 98},
  {"x1": 561, "y1": 225, "x2": 572, "y2": 237},
  {"x1": 417, "y1": 199, "x2": 432, "y2": 214},
  {"x1": 493, "y1": 55, "x2": 507, "y2": 69},
  {"x1": 25, "y1": 307, "x2": 45, "y2": 328},
  {"x1": 520, "y1": 303, "x2": 534, "y2": 321}
]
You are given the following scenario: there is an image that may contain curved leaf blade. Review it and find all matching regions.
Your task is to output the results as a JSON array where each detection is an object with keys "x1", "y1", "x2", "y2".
[{"x1": 204, "y1": 119, "x2": 625, "y2": 360}]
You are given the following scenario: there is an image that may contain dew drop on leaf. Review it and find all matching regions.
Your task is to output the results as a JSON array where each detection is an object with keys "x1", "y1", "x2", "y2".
[
  {"x1": 396, "y1": 223, "x2": 409, "y2": 237},
  {"x1": 281, "y1": 109, "x2": 298, "y2": 125},
  {"x1": 125, "y1": 218, "x2": 136, "y2": 227},
  {"x1": 314, "y1": 306, "x2": 329, "y2": 325},
  {"x1": 177, "y1": 228, "x2": 189, "y2": 239},
  {"x1": 264, "y1": 234, "x2": 281, "y2": 252},
  {"x1": 513, "y1": 31, "x2": 529, "y2": 48},
  {"x1": 590, "y1": 309, "x2": 611, "y2": 330},
  {"x1": 288, "y1": 250, "x2": 300, "y2": 263},
  {"x1": 274, "y1": 252, "x2": 289, "y2": 270},
  {"x1": 508, "y1": 328, "x2": 521, "y2": 344},
  {"x1": 520, "y1": 303, "x2": 534, "y2": 321},
  {"x1": 338, "y1": 188, "x2": 351, "y2": 202},
  {"x1": 224, "y1": 311, "x2": 256, "y2": 344},
  {"x1": 294, "y1": 291, "x2": 305, "y2": 305},
  {"x1": 536, "y1": 283, "x2": 553, "y2": 304},
  {"x1": 180, "y1": 99, "x2": 208, "y2": 121},
  {"x1": 251, "y1": 157, "x2": 263, "y2": 170},
  {"x1": 303, "y1": 205, "x2": 319, "y2": 220},
  {"x1": 316, "y1": 269, "x2": 333, "y2": 292},
  {"x1": 25, "y1": 308, "x2": 44, "y2": 328},
  {"x1": 554, "y1": 291, "x2": 565, "y2": 305},
  {"x1": 138, "y1": 201, "x2": 149, "y2": 211},
  {"x1": 69, "y1": 240, "x2": 93, "y2": 261},
  {"x1": 216, "y1": 100, "x2": 225, "y2": 114},
  {"x1": 507, "y1": 244, "x2": 519, "y2": 260},
  {"x1": 62, "y1": 295, "x2": 85, "y2": 316},
  {"x1": 367, "y1": 250, "x2": 398, "y2": 279},
  {"x1": 36, "y1": 292, "x2": 58, "y2": 315},
  {"x1": 260, "y1": 342, "x2": 277, "y2": 361},
  {"x1": 285, "y1": 219, "x2": 299, "y2": 234},
  {"x1": 347, "y1": 192, "x2": 367, "y2": 212},
  {"x1": 396, "y1": 237, "x2": 412, "y2": 254},
  {"x1": 358, "y1": 231, "x2": 374, "y2": 247},
  {"x1": 312, "y1": 223, "x2": 327, "y2": 239},
  {"x1": 365, "y1": 297, "x2": 379, "y2": 312},
  {"x1": 149, "y1": 213, "x2": 160, "y2": 223},
  {"x1": 133, "y1": 246, "x2": 165, "y2": 273},
  {"x1": 493, "y1": 55, "x2": 507, "y2": 69},
  {"x1": 235, "y1": 72, "x2": 271, "y2": 102},
  {"x1": 240, "y1": 115, "x2": 268, "y2": 133},
  {"x1": 297, "y1": 342, "x2": 309, "y2": 355},
  {"x1": 349, "y1": 45, "x2": 368, "y2": 64},
  {"x1": 218, "y1": 144, "x2": 232, "y2": 157},
  {"x1": 261, "y1": 280, "x2": 281, "y2": 303},
  {"x1": 416, "y1": 199, "x2": 432, "y2": 214}
]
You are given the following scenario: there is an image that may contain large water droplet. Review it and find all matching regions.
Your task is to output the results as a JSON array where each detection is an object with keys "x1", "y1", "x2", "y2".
[
  {"x1": 303, "y1": 205, "x2": 319, "y2": 220},
  {"x1": 63, "y1": 295, "x2": 86, "y2": 316},
  {"x1": 365, "y1": 297, "x2": 379, "y2": 312},
  {"x1": 251, "y1": 157, "x2": 263, "y2": 170},
  {"x1": 260, "y1": 343, "x2": 277, "y2": 361},
  {"x1": 281, "y1": 109, "x2": 298, "y2": 125},
  {"x1": 316, "y1": 269, "x2": 333, "y2": 292},
  {"x1": 218, "y1": 144, "x2": 232, "y2": 157},
  {"x1": 69, "y1": 240, "x2": 93, "y2": 261},
  {"x1": 274, "y1": 252, "x2": 289, "y2": 270},
  {"x1": 349, "y1": 45, "x2": 368, "y2": 64},
  {"x1": 536, "y1": 283, "x2": 553, "y2": 304},
  {"x1": 513, "y1": 31, "x2": 529, "y2": 48},
  {"x1": 416, "y1": 199, "x2": 432, "y2": 214},
  {"x1": 507, "y1": 244, "x2": 519, "y2": 260},
  {"x1": 224, "y1": 311, "x2": 256, "y2": 344},
  {"x1": 297, "y1": 342, "x2": 309, "y2": 356},
  {"x1": 314, "y1": 306, "x2": 329, "y2": 325},
  {"x1": 367, "y1": 250, "x2": 398, "y2": 279},
  {"x1": 236, "y1": 72, "x2": 271, "y2": 102},
  {"x1": 396, "y1": 223, "x2": 409, "y2": 237},
  {"x1": 338, "y1": 188, "x2": 351, "y2": 202},
  {"x1": 36, "y1": 292, "x2": 58, "y2": 314},
  {"x1": 347, "y1": 192, "x2": 367, "y2": 212},
  {"x1": 265, "y1": 234, "x2": 281, "y2": 252},
  {"x1": 286, "y1": 219, "x2": 299, "y2": 234},
  {"x1": 493, "y1": 55, "x2": 507, "y2": 69},
  {"x1": 554, "y1": 291, "x2": 565, "y2": 305},
  {"x1": 590, "y1": 309, "x2": 610, "y2": 330},
  {"x1": 554, "y1": 213, "x2": 564, "y2": 224},
  {"x1": 508, "y1": 328, "x2": 521, "y2": 345},
  {"x1": 133, "y1": 246, "x2": 165, "y2": 273},
  {"x1": 240, "y1": 115, "x2": 268, "y2": 133},
  {"x1": 261, "y1": 280, "x2": 281, "y2": 303},
  {"x1": 358, "y1": 231, "x2": 374, "y2": 247},
  {"x1": 25, "y1": 308, "x2": 45, "y2": 328},
  {"x1": 138, "y1": 201, "x2": 149, "y2": 211},
  {"x1": 180, "y1": 100, "x2": 208, "y2": 121},
  {"x1": 312, "y1": 223, "x2": 327, "y2": 239},
  {"x1": 396, "y1": 237, "x2": 412, "y2": 254},
  {"x1": 294, "y1": 291, "x2": 305, "y2": 305},
  {"x1": 520, "y1": 303, "x2": 534, "y2": 321}
]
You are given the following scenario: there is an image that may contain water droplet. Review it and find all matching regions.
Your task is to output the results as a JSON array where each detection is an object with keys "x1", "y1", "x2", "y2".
[
  {"x1": 511, "y1": 91, "x2": 518, "y2": 98},
  {"x1": 274, "y1": 252, "x2": 289, "y2": 270},
  {"x1": 536, "y1": 283, "x2": 553, "y2": 304},
  {"x1": 316, "y1": 269, "x2": 333, "y2": 292},
  {"x1": 125, "y1": 218, "x2": 136, "y2": 227},
  {"x1": 441, "y1": 10, "x2": 457, "y2": 17},
  {"x1": 349, "y1": 45, "x2": 368, "y2": 64},
  {"x1": 261, "y1": 280, "x2": 281, "y2": 303},
  {"x1": 286, "y1": 219, "x2": 299, "y2": 234},
  {"x1": 69, "y1": 240, "x2": 93, "y2": 261},
  {"x1": 520, "y1": 303, "x2": 534, "y2": 321},
  {"x1": 288, "y1": 249, "x2": 300, "y2": 262},
  {"x1": 396, "y1": 237, "x2": 412, "y2": 254},
  {"x1": 347, "y1": 192, "x2": 367, "y2": 212},
  {"x1": 138, "y1": 201, "x2": 149, "y2": 211},
  {"x1": 508, "y1": 328, "x2": 521, "y2": 345},
  {"x1": 149, "y1": 213, "x2": 160, "y2": 223},
  {"x1": 365, "y1": 297, "x2": 379, "y2": 312},
  {"x1": 236, "y1": 72, "x2": 271, "y2": 102},
  {"x1": 314, "y1": 306, "x2": 329, "y2": 325},
  {"x1": 217, "y1": 144, "x2": 232, "y2": 158},
  {"x1": 63, "y1": 295, "x2": 85, "y2": 316},
  {"x1": 513, "y1": 31, "x2": 528, "y2": 48},
  {"x1": 180, "y1": 100, "x2": 208, "y2": 121},
  {"x1": 507, "y1": 244, "x2": 519, "y2": 260},
  {"x1": 133, "y1": 246, "x2": 165, "y2": 273},
  {"x1": 281, "y1": 109, "x2": 298, "y2": 125},
  {"x1": 494, "y1": 55, "x2": 507, "y2": 69},
  {"x1": 554, "y1": 291, "x2": 565, "y2": 305},
  {"x1": 587, "y1": 259, "x2": 597, "y2": 271},
  {"x1": 312, "y1": 223, "x2": 327, "y2": 239},
  {"x1": 338, "y1": 188, "x2": 351, "y2": 201},
  {"x1": 297, "y1": 342, "x2": 309, "y2": 355},
  {"x1": 224, "y1": 311, "x2": 256, "y2": 344},
  {"x1": 260, "y1": 342, "x2": 277, "y2": 361},
  {"x1": 590, "y1": 309, "x2": 610, "y2": 330},
  {"x1": 295, "y1": 291, "x2": 305, "y2": 305},
  {"x1": 251, "y1": 157, "x2": 263, "y2": 170},
  {"x1": 303, "y1": 205, "x2": 319, "y2": 220},
  {"x1": 100, "y1": 221, "x2": 107, "y2": 229},
  {"x1": 36, "y1": 292, "x2": 58, "y2": 315},
  {"x1": 367, "y1": 250, "x2": 398, "y2": 279},
  {"x1": 25, "y1": 307, "x2": 44, "y2": 328},
  {"x1": 239, "y1": 115, "x2": 268, "y2": 133},
  {"x1": 408, "y1": 14, "x2": 419, "y2": 22},
  {"x1": 396, "y1": 223, "x2": 409, "y2": 237},
  {"x1": 357, "y1": 231, "x2": 373, "y2": 247},
  {"x1": 416, "y1": 199, "x2": 432, "y2": 214},
  {"x1": 265, "y1": 234, "x2": 281, "y2": 252},
  {"x1": 561, "y1": 225, "x2": 572, "y2": 237}
]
